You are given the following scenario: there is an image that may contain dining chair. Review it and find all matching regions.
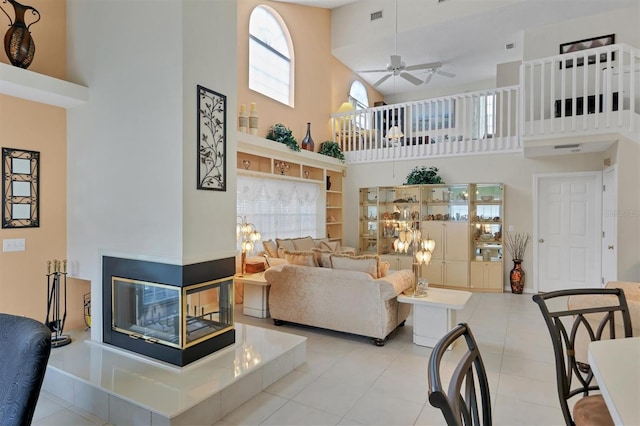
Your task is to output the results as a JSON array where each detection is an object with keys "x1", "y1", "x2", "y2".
[
  {"x1": 428, "y1": 323, "x2": 492, "y2": 426},
  {"x1": 0, "y1": 313, "x2": 52, "y2": 426},
  {"x1": 533, "y1": 288, "x2": 632, "y2": 426}
]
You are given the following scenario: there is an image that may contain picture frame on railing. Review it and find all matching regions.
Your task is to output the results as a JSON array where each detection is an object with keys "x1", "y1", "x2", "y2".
[
  {"x1": 559, "y1": 34, "x2": 615, "y2": 69},
  {"x1": 411, "y1": 100, "x2": 455, "y2": 132}
]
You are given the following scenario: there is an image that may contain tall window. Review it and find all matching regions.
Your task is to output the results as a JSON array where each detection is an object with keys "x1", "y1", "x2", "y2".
[
  {"x1": 249, "y1": 6, "x2": 294, "y2": 106},
  {"x1": 472, "y1": 94, "x2": 496, "y2": 139},
  {"x1": 349, "y1": 80, "x2": 369, "y2": 129},
  {"x1": 237, "y1": 176, "x2": 320, "y2": 245}
]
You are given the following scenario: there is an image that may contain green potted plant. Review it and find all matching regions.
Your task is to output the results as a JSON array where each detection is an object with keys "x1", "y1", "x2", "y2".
[
  {"x1": 405, "y1": 166, "x2": 444, "y2": 184},
  {"x1": 266, "y1": 123, "x2": 300, "y2": 151},
  {"x1": 318, "y1": 141, "x2": 345, "y2": 163}
]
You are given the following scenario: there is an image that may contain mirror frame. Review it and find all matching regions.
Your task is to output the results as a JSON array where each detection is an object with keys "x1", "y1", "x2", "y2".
[{"x1": 2, "y1": 147, "x2": 40, "y2": 228}]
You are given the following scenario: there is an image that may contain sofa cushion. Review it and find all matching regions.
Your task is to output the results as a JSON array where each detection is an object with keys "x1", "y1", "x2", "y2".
[
  {"x1": 379, "y1": 261, "x2": 390, "y2": 277},
  {"x1": 292, "y1": 236, "x2": 315, "y2": 251},
  {"x1": 330, "y1": 253, "x2": 379, "y2": 278},
  {"x1": 321, "y1": 241, "x2": 340, "y2": 251},
  {"x1": 284, "y1": 250, "x2": 318, "y2": 267},
  {"x1": 276, "y1": 238, "x2": 296, "y2": 252},
  {"x1": 313, "y1": 238, "x2": 330, "y2": 248},
  {"x1": 262, "y1": 239, "x2": 279, "y2": 258},
  {"x1": 311, "y1": 248, "x2": 332, "y2": 268}
]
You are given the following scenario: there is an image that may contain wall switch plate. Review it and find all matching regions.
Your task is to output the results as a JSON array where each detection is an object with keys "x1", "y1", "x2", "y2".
[
  {"x1": 508, "y1": 225, "x2": 515, "y2": 232},
  {"x1": 3, "y1": 238, "x2": 25, "y2": 252}
]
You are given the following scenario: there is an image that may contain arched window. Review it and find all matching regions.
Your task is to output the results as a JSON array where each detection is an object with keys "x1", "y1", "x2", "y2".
[
  {"x1": 349, "y1": 80, "x2": 369, "y2": 128},
  {"x1": 249, "y1": 6, "x2": 294, "y2": 106},
  {"x1": 349, "y1": 80, "x2": 369, "y2": 110}
]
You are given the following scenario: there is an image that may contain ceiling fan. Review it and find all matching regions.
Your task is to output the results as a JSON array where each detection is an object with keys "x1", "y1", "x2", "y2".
[{"x1": 356, "y1": 0, "x2": 455, "y2": 88}]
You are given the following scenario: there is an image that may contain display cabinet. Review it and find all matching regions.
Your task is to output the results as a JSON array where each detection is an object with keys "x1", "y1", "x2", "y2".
[
  {"x1": 358, "y1": 183, "x2": 504, "y2": 292},
  {"x1": 469, "y1": 183, "x2": 504, "y2": 291}
]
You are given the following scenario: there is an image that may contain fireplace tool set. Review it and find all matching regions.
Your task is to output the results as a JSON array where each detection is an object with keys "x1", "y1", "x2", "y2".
[{"x1": 46, "y1": 259, "x2": 71, "y2": 347}]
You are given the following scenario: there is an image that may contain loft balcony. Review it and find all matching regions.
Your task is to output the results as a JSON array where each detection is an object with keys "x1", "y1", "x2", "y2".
[{"x1": 332, "y1": 43, "x2": 639, "y2": 164}]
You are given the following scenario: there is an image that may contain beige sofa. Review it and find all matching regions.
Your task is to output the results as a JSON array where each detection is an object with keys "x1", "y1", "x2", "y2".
[{"x1": 264, "y1": 262, "x2": 413, "y2": 345}]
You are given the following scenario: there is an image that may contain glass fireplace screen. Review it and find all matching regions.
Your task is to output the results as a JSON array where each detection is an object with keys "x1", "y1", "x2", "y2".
[{"x1": 111, "y1": 276, "x2": 233, "y2": 349}]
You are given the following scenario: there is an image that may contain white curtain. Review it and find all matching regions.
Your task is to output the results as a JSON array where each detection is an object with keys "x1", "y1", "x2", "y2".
[{"x1": 237, "y1": 175, "x2": 321, "y2": 245}]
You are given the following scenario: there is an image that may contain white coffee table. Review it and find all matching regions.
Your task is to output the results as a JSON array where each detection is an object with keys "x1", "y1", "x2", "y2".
[
  {"x1": 398, "y1": 287, "x2": 472, "y2": 347},
  {"x1": 234, "y1": 273, "x2": 270, "y2": 318}
]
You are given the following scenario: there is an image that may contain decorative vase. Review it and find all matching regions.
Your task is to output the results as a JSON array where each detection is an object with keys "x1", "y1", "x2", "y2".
[
  {"x1": 326, "y1": 175, "x2": 332, "y2": 191},
  {"x1": 301, "y1": 122, "x2": 315, "y2": 152},
  {"x1": 238, "y1": 104, "x2": 248, "y2": 132},
  {"x1": 510, "y1": 259, "x2": 525, "y2": 294},
  {"x1": 1, "y1": 0, "x2": 40, "y2": 69}
]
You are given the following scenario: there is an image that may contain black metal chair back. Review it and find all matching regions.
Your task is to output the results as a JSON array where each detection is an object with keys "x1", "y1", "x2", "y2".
[
  {"x1": 428, "y1": 323, "x2": 492, "y2": 426},
  {"x1": 0, "y1": 313, "x2": 52, "y2": 426},
  {"x1": 532, "y1": 288, "x2": 632, "y2": 426}
]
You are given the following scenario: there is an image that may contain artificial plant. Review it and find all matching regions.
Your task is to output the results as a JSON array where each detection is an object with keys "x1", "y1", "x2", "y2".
[
  {"x1": 405, "y1": 166, "x2": 444, "y2": 184},
  {"x1": 266, "y1": 123, "x2": 300, "y2": 151},
  {"x1": 318, "y1": 141, "x2": 345, "y2": 163}
]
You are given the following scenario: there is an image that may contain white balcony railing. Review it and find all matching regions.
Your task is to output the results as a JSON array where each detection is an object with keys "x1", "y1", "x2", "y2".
[
  {"x1": 333, "y1": 87, "x2": 520, "y2": 164},
  {"x1": 521, "y1": 43, "x2": 639, "y2": 140},
  {"x1": 332, "y1": 43, "x2": 639, "y2": 164}
]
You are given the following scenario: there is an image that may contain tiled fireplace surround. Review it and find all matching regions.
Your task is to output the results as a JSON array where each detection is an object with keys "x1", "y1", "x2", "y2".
[{"x1": 40, "y1": 255, "x2": 307, "y2": 425}]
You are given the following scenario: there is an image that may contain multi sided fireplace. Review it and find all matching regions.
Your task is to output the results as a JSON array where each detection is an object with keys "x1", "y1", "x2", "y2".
[{"x1": 102, "y1": 256, "x2": 236, "y2": 366}]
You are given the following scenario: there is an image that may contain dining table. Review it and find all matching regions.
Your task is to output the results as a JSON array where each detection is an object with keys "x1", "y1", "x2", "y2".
[{"x1": 587, "y1": 336, "x2": 640, "y2": 426}]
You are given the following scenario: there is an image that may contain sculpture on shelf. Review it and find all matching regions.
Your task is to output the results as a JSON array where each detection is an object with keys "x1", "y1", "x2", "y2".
[{"x1": 0, "y1": 0, "x2": 40, "y2": 69}]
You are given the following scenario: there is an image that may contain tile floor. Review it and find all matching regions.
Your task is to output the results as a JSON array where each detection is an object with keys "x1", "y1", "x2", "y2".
[{"x1": 33, "y1": 292, "x2": 567, "y2": 425}]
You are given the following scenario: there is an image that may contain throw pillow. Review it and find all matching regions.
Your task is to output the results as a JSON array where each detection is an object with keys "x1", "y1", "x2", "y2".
[
  {"x1": 276, "y1": 238, "x2": 295, "y2": 252},
  {"x1": 379, "y1": 260, "x2": 390, "y2": 277},
  {"x1": 292, "y1": 236, "x2": 315, "y2": 251},
  {"x1": 321, "y1": 241, "x2": 340, "y2": 252},
  {"x1": 283, "y1": 250, "x2": 318, "y2": 267},
  {"x1": 311, "y1": 247, "x2": 332, "y2": 268},
  {"x1": 262, "y1": 239, "x2": 279, "y2": 258},
  {"x1": 330, "y1": 253, "x2": 379, "y2": 278},
  {"x1": 313, "y1": 238, "x2": 330, "y2": 248}
]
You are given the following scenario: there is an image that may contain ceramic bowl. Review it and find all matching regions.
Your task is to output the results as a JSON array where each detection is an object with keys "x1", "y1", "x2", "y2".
[{"x1": 480, "y1": 195, "x2": 494, "y2": 202}]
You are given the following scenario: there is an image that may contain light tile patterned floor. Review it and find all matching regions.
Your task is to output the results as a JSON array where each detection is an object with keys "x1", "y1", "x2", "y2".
[{"x1": 34, "y1": 292, "x2": 566, "y2": 425}]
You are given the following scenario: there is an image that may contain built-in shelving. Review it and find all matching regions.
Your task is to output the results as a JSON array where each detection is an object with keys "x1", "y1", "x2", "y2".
[
  {"x1": 237, "y1": 132, "x2": 346, "y2": 244},
  {"x1": 0, "y1": 62, "x2": 89, "y2": 108}
]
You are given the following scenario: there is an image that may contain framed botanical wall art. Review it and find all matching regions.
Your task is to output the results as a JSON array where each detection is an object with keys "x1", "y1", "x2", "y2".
[
  {"x1": 2, "y1": 147, "x2": 39, "y2": 228},
  {"x1": 559, "y1": 34, "x2": 615, "y2": 69},
  {"x1": 197, "y1": 85, "x2": 227, "y2": 191}
]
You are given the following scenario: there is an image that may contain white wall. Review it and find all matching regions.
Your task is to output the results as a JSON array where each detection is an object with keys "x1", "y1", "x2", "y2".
[
  {"x1": 523, "y1": 5, "x2": 640, "y2": 61},
  {"x1": 343, "y1": 150, "x2": 617, "y2": 293},
  {"x1": 67, "y1": 0, "x2": 238, "y2": 341},
  {"x1": 181, "y1": 0, "x2": 238, "y2": 263}
]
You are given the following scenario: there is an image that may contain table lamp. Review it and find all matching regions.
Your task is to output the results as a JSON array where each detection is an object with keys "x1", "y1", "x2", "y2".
[
  {"x1": 236, "y1": 216, "x2": 261, "y2": 276},
  {"x1": 396, "y1": 227, "x2": 434, "y2": 297}
]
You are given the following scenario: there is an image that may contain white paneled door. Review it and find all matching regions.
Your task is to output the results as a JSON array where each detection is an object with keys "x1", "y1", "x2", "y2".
[
  {"x1": 601, "y1": 167, "x2": 617, "y2": 284},
  {"x1": 536, "y1": 172, "x2": 602, "y2": 293}
]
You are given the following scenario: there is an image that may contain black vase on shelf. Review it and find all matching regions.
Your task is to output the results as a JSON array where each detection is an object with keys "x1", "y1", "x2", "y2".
[
  {"x1": 1, "y1": 0, "x2": 40, "y2": 69},
  {"x1": 326, "y1": 175, "x2": 332, "y2": 191},
  {"x1": 301, "y1": 122, "x2": 315, "y2": 152}
]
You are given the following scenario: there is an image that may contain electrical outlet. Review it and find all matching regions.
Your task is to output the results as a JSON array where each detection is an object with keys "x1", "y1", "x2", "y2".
[{"x1": 3, "y1": 238, "x2": 25, "y2": 252}]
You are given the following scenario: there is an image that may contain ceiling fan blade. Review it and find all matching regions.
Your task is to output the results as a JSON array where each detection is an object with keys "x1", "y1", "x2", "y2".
[
  {"x1": 423, "y1": 72, "x2": 434, "y2": 85},
  {"x1": 437, "y1": 69, "x2": 456, "y2": 78},
  {"x1": 373, "y1": 73, "x2": 392, "y2": 87},
  {"x1": 357, "y1": 69, "x2": 390, "y2": 74},
  {"x1": 400, "y1": 72, "x2": 423, "y2": 86},
  {"x1": 390, "y1": 55, "x2": 403, "y2": 68},
  {"x1": 405, "y1": 61, "x2": 442, "y2": 71}
]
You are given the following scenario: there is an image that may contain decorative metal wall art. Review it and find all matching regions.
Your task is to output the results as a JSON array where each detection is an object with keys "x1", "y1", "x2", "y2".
[
  {"x1": 2, "y1": 147, "x2": 39, "y2": 228},
  {"x1": 197, "y1": 85, "x2": 227, "y2": 191}
]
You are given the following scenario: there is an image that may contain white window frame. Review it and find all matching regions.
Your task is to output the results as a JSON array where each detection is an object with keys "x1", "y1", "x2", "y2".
[{"x1": 249, "y1": 5, "x2": 295, "y2": 107}]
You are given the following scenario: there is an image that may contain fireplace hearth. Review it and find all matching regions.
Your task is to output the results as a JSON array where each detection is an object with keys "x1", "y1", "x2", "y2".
[{"x1": 102, "y1": 256, "x2": 235, "y2": 366}]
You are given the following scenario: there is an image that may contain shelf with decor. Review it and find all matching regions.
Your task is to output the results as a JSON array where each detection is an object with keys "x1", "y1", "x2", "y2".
[
  {"x1": 359, "y1": 182, "x2": 504, "y2": 293},
  {"x1": 237, "y1": 132, "x2": 346, "y2": 245},
  {"x1": 469, "y1": 183, "x2": 504, "y2": 291}
]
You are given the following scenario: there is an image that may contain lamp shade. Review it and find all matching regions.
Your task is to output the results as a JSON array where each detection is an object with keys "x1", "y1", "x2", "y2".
[
  {"x1": 337, "y1": 102, "x2": 355, "y2": 113},
  {"x1": 387, "y1": 125, "x2": 404, "y2": 139}
]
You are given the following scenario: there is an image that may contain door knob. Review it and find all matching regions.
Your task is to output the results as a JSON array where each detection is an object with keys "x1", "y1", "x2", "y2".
[
  {"x1": 539, "y1": 239, "x2": 544, "y2": 243},
  {"x1": 608, "y1": 245, "x2": 614, "y2": 250}
]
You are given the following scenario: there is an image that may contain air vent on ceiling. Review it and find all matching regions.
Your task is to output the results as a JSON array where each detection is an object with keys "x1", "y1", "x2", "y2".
[
  {"x1": 370, "y1": 10, "x2": 383, "y2": 21},
  {"x1": 505, "y1": 42, "x2": 515, "y2": 50},
  {"x1": 554, "y1": 144, "x2": 581, "y2": 149}
]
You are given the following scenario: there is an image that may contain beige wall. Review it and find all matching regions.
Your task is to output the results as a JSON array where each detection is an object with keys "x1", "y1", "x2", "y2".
[
  {"x1": 236, "y1": 1, "x2": 381, "y2": 148},
  {"x1": 0, "y1": 0, "x2": 88, "y2": 329}
]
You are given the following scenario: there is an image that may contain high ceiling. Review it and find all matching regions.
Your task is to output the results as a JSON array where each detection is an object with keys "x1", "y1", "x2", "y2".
[{"x1": 275, "y1": 0, "x2": 637, "y2": 99}]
